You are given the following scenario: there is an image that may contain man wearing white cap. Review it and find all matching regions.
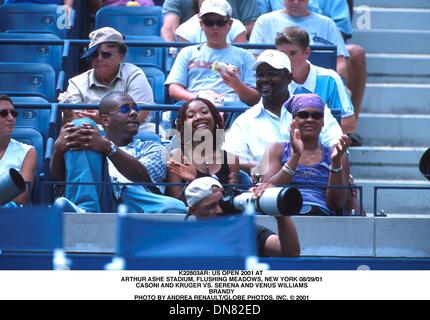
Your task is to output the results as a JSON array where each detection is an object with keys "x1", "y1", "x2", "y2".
[
  {"x1": 185, "y1": 177, "x2": 300, "y2": 257},
  {"x1": 223, "y1": 49, "x2": 342, "y2": 167},
  {"x1": 59, "y1": 27, "x2": 154, "y2": 131},
  {"x1": 165, "y1": 0, "x2": 260, "y2": 107}
]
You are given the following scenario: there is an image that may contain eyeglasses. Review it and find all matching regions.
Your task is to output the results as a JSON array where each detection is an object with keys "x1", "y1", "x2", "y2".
[
  {"x1": 0, "y1": 109, "x2": 18, "y2": 118},
  {"x1": 295, "y1": 111, "x2": 324, "y2": 120},
  {"x1": 115, "y1": 104, "x2": 143, "y2": 114},
  {"x1": 91, "y1": 51, "x2": 114, "y2": 59},
  {"x1": 201, "y1": 18, "x2": 230, "y2": 28}
]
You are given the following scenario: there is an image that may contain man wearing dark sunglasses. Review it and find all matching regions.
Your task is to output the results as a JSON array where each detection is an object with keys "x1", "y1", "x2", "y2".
[
  {"x1": 59, "y1": 27, "x2": 154, "y2": 131},
  {"x1": 223, "y1": 49, "x2": 343, "y2": 167},
  {"x1": 165, "y1": 0, "x2": 260, "y2": 108},
  {"x1": 51, "y1": 91, "x2": 187, "y2": 214}
]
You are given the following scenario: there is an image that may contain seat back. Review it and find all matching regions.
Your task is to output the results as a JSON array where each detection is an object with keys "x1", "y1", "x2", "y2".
[
  {"x1": 11, "y1": 127, "x2": 45, "y2": 204},
  {"x1": 0, "y1": 62, "x2": 56, "y2": 101},
  {"x1": 0, "y1": 33, "x2": 63, "y2": 76},
  {"x1": 95, "y1": 6, "x2": 162, "y2": 37},
  {"x1": 110, "y1": 214, "x2": 257, "y2": 269},
  {"x1": 0, "y1": 3, "x2": 75, "y2": 38},
  {"x1": 125, "y1": 35, "x2": 168, "y2": 73},
  {"x1": 309, "y1": 45, "x2": 337, "y2": 70},
  {"x1": 12, "y1": 96, "x2": 51, "y2": 140},
  {"x1": 140, "y1": 66, "x2": 166, "y2": 104}
]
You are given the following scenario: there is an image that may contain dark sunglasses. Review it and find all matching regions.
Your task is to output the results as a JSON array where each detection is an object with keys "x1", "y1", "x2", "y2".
[
  {"x1": 295, "y1": 111, "x2": 324, "y2": 120},
  {"x1": 201, "y1": 17, "x2": 230, "y2": 28},
  {"x1": 116, "y1": 104, "x2": 143, "y2": 114},
  {"x1": 91, "y1": 51, "x2": 114, "y2": 59},
  {"x1": 0, "y1": 109, "x2": 18, "y2": 118}
]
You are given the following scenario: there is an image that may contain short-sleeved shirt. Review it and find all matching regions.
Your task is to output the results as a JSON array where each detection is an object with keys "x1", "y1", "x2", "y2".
[
  {"x1": 108, "y1": 138, "x2": 167, "y2": 198},
  {"x1": 61, "y1": 63, "x2": 154, "y2": 105},
  {"x1": 249, "y1": 10, "x2": 349, "y2": 57},
  {"x1": 175, "y1": 14, "x2": 246, "y2": 43},
  {"x1": 223, "y1": 99, "x2": 342, "y2": 162},
  {"x1": 165, "y1": 44, "x2": 256, "y2": 103},
  {"x1": 162, "y1": 0, "x2": 260, "y2": 25},
  {"x1": 289, "y1": 62, "x2": 354, "y2": 118}
]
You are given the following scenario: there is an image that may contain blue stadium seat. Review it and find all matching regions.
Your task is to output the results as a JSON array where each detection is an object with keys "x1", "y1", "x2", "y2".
[
  {"x1": 0, "y1": 33, "x2": 64, "y2": 76},
  {"x1": 125, "y1": 35, "x2": 168, "y2": 73},
  {"x1": 11, "y1": 127, "x2": 45, "y2": 204},
  {"x1": 309, "y1": 45, "x2": 337, "y2": 70},
  {"x1": 0, "y1": 206, "x2": 70, "y2": 270},
  {"x1": 95, "y1": 6, "x2": 162, "y2": 37},
  {"x1": 12, "y1": 96, "x2": 51, "y2": 140},
  {"x1": 105, "y1": 212, "x2": 265, "y2": 270},
  {"x1": 140, "y1": 66, "x2": 166, "y2": 104},
  {"x1": 0, "y1": 3, "x2": 75, "y2": 39},
  {"x1": 0, "y1": 62, "x2": 56, "y2": 101}
]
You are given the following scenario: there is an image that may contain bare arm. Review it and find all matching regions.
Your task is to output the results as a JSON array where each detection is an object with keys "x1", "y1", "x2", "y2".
[
  {"x1": 219, "y1": 69, "x2": 260, "y2": 106},
  {"x1": 336, "y1": 56, "x2": 348, "y2": 82},
  {"x1": 168, "y1": 83, "x2": 196, "y2": 102},
  {"x1": 161, "y1": 14, "x2": 181, "y2": 42},
  {"x1": 13, "y1": 148, "x2": 37, "y2": 205},
  {"x1": 340, "y1": 114, "x2": 356, "y2": 134},
  {"x1": 326, "y1": 135, "x2": 351, "y2": 211},
  {"x1": 264, "y1": 217, "x2": 300, "y2": 257},
  {"x1": 244, "y1": 21, "x2": 255, "y2": 40}
]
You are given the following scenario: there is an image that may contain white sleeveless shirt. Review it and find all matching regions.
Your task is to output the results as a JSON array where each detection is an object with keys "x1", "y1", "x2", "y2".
[{"x1": 0, "y1": 139, "x2": 34, "y2": 176}]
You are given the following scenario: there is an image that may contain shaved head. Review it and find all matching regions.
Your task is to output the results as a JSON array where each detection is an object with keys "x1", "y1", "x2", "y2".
[{"x1": 99, "y1": 91, "x2": 134, "y2": 115}]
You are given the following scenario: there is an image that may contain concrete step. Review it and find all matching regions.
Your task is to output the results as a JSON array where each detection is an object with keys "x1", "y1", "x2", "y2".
[
  {"x1": 368, "y1": 75, "x2": 430, "y2": 85},
  {"x1": 366, "y1": 53, "x2": 430, "y2": 78},
  {"x1": 350, "y1": 147, "x2": 427, "y2": 180},
  {"x1": 352, "y1": 30, "x2": 430, "y2": 54},
  {"x1": 353, "y1": 8, "x2": 430, "y2": 31},
  {"x1": 356, "y1": 179, "x2": 430, "y2": 215},
  {"x1": 355, "y1": 0, "x2": 430, "y2": 9},
  {"x1": 362, "y1": 83, "x2": 430, "y2": 114},
  {"x1": 356, "y1": 113, "x2": 430, "y2": 147}
]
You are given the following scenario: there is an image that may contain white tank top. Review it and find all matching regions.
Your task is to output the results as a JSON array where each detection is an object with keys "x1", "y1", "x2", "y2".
[{"x1": 0, "y1": 139, "x2": 34, "y2": 176}]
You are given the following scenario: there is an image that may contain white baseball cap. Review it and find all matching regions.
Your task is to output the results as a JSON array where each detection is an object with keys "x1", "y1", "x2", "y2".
[
  {"x1": 185, "y1": 177, "x2": 223, "y2": 207},
  {"x1": 199, "y1": 0, "x2": 232, "y2": 18},
  {"x1": 81, "y1": 27, "x2": 125, "y2": 59},
  {"x1": 252, "y1": 49, "x2": 292, "y2": 72}
]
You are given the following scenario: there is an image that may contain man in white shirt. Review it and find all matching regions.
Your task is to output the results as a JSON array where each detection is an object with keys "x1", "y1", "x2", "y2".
[{"x1": 223, "y1": 49, "x2": 342, "y2": 166}]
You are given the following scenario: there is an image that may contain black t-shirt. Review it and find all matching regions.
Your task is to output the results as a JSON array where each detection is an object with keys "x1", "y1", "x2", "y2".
[{"x1": 255, "y1": 224, "x2": 275, "y2": 257}]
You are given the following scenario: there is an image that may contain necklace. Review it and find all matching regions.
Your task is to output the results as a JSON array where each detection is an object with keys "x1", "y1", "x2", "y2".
[{"x1": 300, "y1": 148, "x2": 322, "y2": 166}]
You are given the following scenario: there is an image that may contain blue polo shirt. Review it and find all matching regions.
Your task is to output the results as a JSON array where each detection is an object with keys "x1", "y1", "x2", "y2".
[{"x1": 289, "y1": 62, "x2": 354, "y2": 118}]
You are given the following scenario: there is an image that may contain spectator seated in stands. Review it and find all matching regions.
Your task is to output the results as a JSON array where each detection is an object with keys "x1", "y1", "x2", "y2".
[
  {"x1": 175, "y1": 0, "x2": 247, "y2": 44},
  {"x1": 249, "y1": 0, "x2": 349, "y2": 90},
  {"x1": 58, "y1": 27, "x2": 155, "y2": 133},
  {"x1": 254, "y1": 0, "x2": 367, "y2": 139},
  {"x1": 0, "y1": 95, "x2": 37, "y2": 207},
  {"x1": 166, "y1": 97, "x2": 240, "y2": 200},
  {"x1": 185, "y1": 176, "x2": 300, "y2": 257},
  {"x1": 261, "y1": 93, "x2": 351, "y2": 216},
  {"x1": 51, "y1": 91, "x2": 187, "y2": 214},
  {"x1": 275, "y1": 26, "x2": 356, "y2": 134},
  {"x1": 223, "y1": 49, "x2": 343, "y2": 167},
  {"x1": 161, "y1": 0, "x2": 259, "y2": 42},
  {"x1": 165, "y1": 0, "x2": 260, "y2": 107}
]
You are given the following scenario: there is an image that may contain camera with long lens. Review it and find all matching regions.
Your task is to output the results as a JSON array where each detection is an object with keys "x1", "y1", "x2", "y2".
[
  {"x1": 0, "y1": 168, "x2": 26, "y2": 205},
  {"x1": 220, "y1": 187, "x2": 303, "y2": 217}
]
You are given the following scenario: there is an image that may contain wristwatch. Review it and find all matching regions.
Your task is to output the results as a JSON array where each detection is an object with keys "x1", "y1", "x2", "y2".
[
  {"x1": 106, "y1": 141, "x2": 118, "y2": 158},
  {"x1": 329, "y1": 165, "x2": 343, "y2": 173}
]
